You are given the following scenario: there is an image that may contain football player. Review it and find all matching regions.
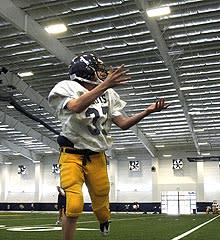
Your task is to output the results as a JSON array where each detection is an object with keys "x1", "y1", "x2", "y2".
[
  {"x1": 48, "y1": 53, "x2": 169, "y2": 240},
  {"x1": 56, "y1": 186, "x2": 66, "y2": 225}
]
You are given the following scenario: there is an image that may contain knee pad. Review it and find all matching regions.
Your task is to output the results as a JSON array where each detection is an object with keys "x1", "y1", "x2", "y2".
[
  {"x1": 93, "y1": 183, "x2": 110, "y2": 197},
  {"x1": 65, "y1": 191, "x2": 84, "y2": 217}
]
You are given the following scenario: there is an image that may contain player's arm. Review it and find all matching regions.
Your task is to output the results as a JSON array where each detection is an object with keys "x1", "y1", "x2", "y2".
[
  {"x1": 112, "y1": 98, "x2": 169, "y2": 130},
  {"x1": 66, "y1": 65, "x2": 130, "y2": 113}
]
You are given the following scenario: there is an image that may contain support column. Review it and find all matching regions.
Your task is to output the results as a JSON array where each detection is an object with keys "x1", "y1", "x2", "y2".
[
  {"x1": 196, "y1": 162, "x2": 204, "y2": 201},
  {"x1": 34, "y1": 162, "x2": 41, "y2": 202},
  {"x1": 108, "y1": 154, "x2": 118, "y2": 202},
  {"x1": 1, "y1": 163, "x2": 10, "y2": 201},
  {"x1": 152, "y1": 158, "x2": 159, "y2": 201}
]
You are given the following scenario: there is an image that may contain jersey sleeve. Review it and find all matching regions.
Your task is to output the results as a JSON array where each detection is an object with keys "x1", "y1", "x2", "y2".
[{"x1": 48, "y1": 81, "x2": 78, "y2": 111}]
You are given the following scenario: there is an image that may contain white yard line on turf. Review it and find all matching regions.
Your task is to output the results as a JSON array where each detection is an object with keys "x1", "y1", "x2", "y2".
[{"x1": 170, "y1": 215, "x2": 220, "y2": 240}]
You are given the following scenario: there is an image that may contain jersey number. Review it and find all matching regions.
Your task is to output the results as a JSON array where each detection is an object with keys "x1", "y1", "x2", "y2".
[{"x1": 85, "y1": 107, "x2": 108, "y2": 135}]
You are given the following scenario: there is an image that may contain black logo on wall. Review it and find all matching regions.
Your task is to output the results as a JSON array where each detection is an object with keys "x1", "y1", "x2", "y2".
[
  {"x1": 52, "y1": 164, "x2": 60, "y2": 174},
  {"x1": 129, "y1": 160, "x2": 140, "y2": 171},
  {"x1": 173, "y1": 159, "x2": 183, "y2": 170},
  {"x1": 18, "y1": 165, "x2": 26, "y2": 174}
]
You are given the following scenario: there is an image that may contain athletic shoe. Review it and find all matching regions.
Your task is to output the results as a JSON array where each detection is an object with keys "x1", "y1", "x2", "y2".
[
  {"x1": 56, "y1": 220, "x2": 61, "y2": 225},
  {"x1": 100, "y1": 221, "x2": 110, "y2": 236}
]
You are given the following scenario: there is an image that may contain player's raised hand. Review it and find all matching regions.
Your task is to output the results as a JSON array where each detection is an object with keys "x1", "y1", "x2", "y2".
[
  {"x1": 102, "y1": 64, "x2": 131, "y2": 88},
  {"x1": 145, "y1": 98, "x2": 169, "y2": 113}
]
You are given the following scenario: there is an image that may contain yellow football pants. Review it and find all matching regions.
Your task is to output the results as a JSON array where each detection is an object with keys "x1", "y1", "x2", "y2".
[{"x1": 59, "y1": 150, "x2": 110, "y2": 223}]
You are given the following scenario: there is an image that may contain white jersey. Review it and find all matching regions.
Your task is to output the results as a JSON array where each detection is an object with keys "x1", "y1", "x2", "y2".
[{"x1": 48, "y1": 80, "x2": 126, "y2": 151}]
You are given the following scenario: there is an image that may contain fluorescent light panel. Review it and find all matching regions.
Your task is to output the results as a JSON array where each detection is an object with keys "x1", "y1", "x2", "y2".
[
  {"x1": 146, "y1": 6, "x2": 171, "y2": 17},
  {"x1": 7, "y1": 105, "x2": 14, "y2": 109},
  {"x1": 198, "y1": 142, "x2": 209, "y2": 146},
  {"x1": 155, "y1": 144, "x2": 165, "y2": 148},
  {"x1": 18, "y1": 71, "x2": 33, "y2": 77},
  {"x1": 45, "y1": 24, "x2": 67, "y2": 34},
  {"x1": 163, "y1": 154, "x2": 172, "y2": 157},
  {"x1": 4, "y1": 162, "x2": 12, "y2": 165},
  {"x1": 201, "y1": 153, "x2": 210, "y2": 156}
]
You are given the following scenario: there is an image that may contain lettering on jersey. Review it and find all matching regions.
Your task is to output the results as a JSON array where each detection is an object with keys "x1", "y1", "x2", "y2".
[{"x1": 93, "y1": 94, "x2": 107, "y2": 104}]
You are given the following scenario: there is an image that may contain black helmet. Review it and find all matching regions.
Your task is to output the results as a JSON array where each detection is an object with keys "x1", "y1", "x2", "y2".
[{"x1": 69, "y1": 53, "x2": 107, "y2": 84}]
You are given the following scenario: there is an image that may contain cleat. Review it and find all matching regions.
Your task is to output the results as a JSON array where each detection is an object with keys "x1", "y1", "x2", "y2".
[
  {"x1": 100, "y1": 221, "x2": 110, "y2": 236},
  {"x1": 56, "y1": 220, "x2": 61, "y2": 225}
]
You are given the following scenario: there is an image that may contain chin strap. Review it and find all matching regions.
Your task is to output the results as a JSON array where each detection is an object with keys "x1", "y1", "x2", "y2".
[{"x1": 70, "y1": 74, "x2": 103, "y2": 85}]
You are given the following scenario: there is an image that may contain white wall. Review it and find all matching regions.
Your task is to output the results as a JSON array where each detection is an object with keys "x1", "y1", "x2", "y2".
[
  {"x1": 111, "y1": 151, "x2": 152, "y2": 202},
  {"x1": 204, "y1": 162, "x2": 220, "y2": 201},
  {"x1": 0, "y1": 148, "x2": 220, "y2": 203}
]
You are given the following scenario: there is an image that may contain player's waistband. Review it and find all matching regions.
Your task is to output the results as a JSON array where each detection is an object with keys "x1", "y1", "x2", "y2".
[{"x1": 60, "y1": 147, "x2": 99, "y2": 156}]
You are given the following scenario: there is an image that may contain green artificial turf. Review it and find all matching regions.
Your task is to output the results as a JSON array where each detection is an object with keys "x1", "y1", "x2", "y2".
[{"x1": 0, "y1": 212, "x2": 219, "y2": 240}]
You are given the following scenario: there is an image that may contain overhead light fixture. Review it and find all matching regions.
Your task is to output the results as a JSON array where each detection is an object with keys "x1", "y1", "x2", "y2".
[
  {"x1": 194, "y1": 128, "x2": 205, "y2": 132},
  {"x1": 201, "y1": 153, "x2": 210, "y2": 156},
  {"x1": 4, "y1": 162, "x2": 12, "y2": 165},
  {"x1": 145, "y1": 132, "x2": 157, "y2": 136},
  {"x1": 44, "y1": 151, "x2": 53, "y2": 154},
  {"x1": 163, "y1": 154, "x2": 172, "y2": 157},
  {"x1": 180, "y1": 86, "x2": 195, "y2": 91},
  {"x1": 146, "y1": 6, "x2": 171, "y2": 17},
  {"x1": 155, "y1": 144, "x2": 165, "y2": 148},
  {"x1": 188, "y1": 111, "x2": 201, "y2": 115},
  {"x1": 18, "y1": 71, "x2": 34, "y2": 77},
  {"x1": 198, "y1": 142, "x2": 209, "y2": 146},
  {"x1": 45, "y1": 23, "x2": 67, "y2": 34},
  {"x1": 127, "y1": 156, "x2": 136, "y2": 159},
  {"x1": 7, "y1": 105, "x2": 14, "y2": 109}
]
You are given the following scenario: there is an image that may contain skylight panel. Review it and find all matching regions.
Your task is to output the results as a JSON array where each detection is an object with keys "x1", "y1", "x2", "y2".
[
  {"x1": 179, "y1": 52, "x2": 220, "y2": 61},
  {"x1": 11, "y1": 48, "x2": 44, "y2": 56},
  {"x1": 161, "y1": 4, "x2": 220, "y2": 20},
  {"x1": 100, "y1": 46, "x2": 157, "y2": 57},
  {"x1": 127, "y1": 39, "x2": 154, "y2": 45},
  {"x1": 98, "y1": 0, "x2": 130, "y2": 7},
  {"x1": 181, "y1": 83, "x2": 220, "y2": 90},
  {"x1": 105, "y1": 42, "x2": 127, "y2": 48},
  {"x1": 183, "y1": 77, "x2": 220, "y2": 84},
  {"x1": 90, "y1": 22, "x2": 114, "y2": 33},
  {"x1": 119, "y1": 9, "x2": 139, "y2": 17},
  {"x1": 164, "y1": 0, "x2": 204, "y2": 7},
  {"x1": 180, "y1": 69, "x2": 220, "y2": 76},
  {"x1": 115, "y1": 20, "x2": 146, "y2": 29},
  {"x1": 167, "y1": 17, "x2": 220, "y2": 30},
  {"x1": 71, "y1": 3, "x2": 97, "y2": 11},
  {"x1": 4, "y1": 43, "x2": 21, "y2": 48},
  {"x1": 128, "y1": 75, "x2": 171, "y2": 82},
  {"x1": 72, "y1": 29, "x2": 90, "y2": 35},
  {"x1": 144, "y1": 68, "x2": 168, "y2": 73},
  {"x1": 179, "y1": 60, "x2": 220, "y2": 69}
]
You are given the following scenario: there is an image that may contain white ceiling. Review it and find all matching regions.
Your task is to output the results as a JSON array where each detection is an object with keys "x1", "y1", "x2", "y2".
[{"x1": 0, "y1": 0, "x2": 220, "y2": 162}]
